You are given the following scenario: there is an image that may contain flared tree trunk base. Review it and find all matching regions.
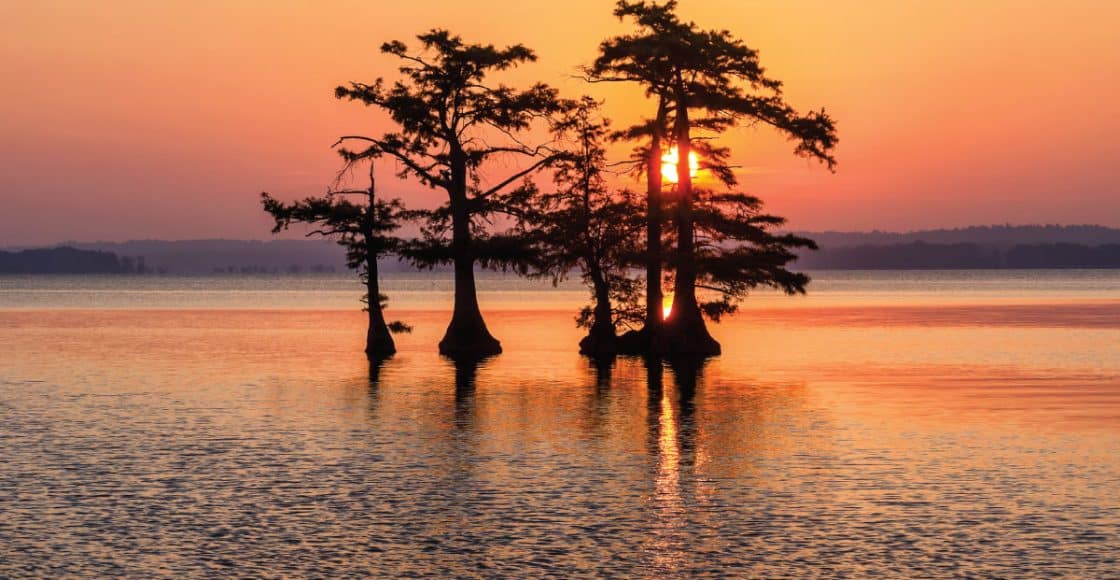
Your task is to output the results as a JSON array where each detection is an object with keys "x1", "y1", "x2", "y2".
[
  {"x1": 653, "y1": 314, "x2": 721, "y2": 356},
  {"x1": 616, "y1": 328, "x2": 721, "y2": 356},
  {"x1": 578, "y1": 326, "x2": 619, "y2": 357},
  {"x1": 365, "y1": 320, "x2": 397, "y2": 358},
  {"x1": 365, "y1": 337, "x2": 396, "y2": 357},
  {"x1": 616, "y1": 327, "x2": 653, "y2": 356},
  {"x1": 438, "y1": 320, "x2": 502, "y2": 358}
]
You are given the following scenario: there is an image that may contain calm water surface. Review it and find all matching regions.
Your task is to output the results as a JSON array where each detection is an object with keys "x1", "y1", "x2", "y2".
[{"x1": 1, "y1": 271, "x2": 1118, "y2": 576}]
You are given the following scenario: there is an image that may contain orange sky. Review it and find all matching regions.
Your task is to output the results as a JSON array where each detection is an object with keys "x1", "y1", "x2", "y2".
[{"x1": 1, "y1": 0, "x2": 1117, "y2": 245}]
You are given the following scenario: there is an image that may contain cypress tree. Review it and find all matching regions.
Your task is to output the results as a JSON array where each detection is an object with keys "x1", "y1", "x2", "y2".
[
  {"x1": 261, "y1": 163, "x2": 410, "y2": 357},
  {"x1": 335, "y1": 30, "x2": 568, "y2": 357},
  {"x1": 590, "y1": 1, "x2": 837, "y2": 356},
  {"x1": 527, "y1": 97, "x2": 645, "y2": 355}
]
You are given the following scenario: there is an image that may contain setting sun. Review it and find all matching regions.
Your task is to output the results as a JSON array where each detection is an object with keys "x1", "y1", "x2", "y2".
[{"x1": 660, "y1": 147, "x2": 699, "y2": 183}]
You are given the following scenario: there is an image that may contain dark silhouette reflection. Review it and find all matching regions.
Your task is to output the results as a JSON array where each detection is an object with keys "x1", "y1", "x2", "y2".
[
  {"x1": 367, "y1": 354, "x2": 390, "y2": 386},
  {"x1": 665, "y1": 356, "x2": 706, "y2": 460},
  {"x1": 645, "y1": 356, "x2": 708, "y2": 465},
  {"x1": 439, "y1": 354, "x2": 493, "y2": 497},
  {"x1": 444, "y1": 354, "x2": 492, "y2": 430},
  {"x1": 583, "y1": 355, "x2": 618, "y2": 436},
  {"x1": 363, "y1": 355, "x2": 393, "y2": 417},
  {"x1": 588, "y1": 355, "x2": 616, "y2": 396},
  {"x1": 642, "y1": 355, "x2": 710, "y2": 570},
  {"x1": 367, "y1": 354, "x2": 390, "y2": 397},
  {"x1": 645, "y1": 356, "x2": 665, "y2": 425}
]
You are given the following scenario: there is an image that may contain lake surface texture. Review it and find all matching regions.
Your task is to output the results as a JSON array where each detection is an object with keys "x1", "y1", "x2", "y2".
[{"x1": 1, "y1": 271, "x2": 1118, "y2": 576}]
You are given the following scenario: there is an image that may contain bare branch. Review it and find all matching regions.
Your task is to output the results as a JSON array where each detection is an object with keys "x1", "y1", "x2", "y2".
[
  {"x1": 332, "y1": 135, "x2": 378, "y2": 147},
  {"x1": 695, "y1": 284, "x2": 734, "y2": 295},
  {"x1": 334, "y1": 135, "x2": 448, "y2": 189},
  {"x1": 477, "y1": 155, "x2": 558, "y2": 199}
]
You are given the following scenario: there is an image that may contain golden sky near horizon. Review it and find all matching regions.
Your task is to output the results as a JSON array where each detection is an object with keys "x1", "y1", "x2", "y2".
[{"x1": 1, "y1": 0, "x2": 1118, "y2": 245}]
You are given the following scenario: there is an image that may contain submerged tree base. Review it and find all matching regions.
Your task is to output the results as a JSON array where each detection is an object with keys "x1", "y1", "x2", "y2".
[
  {"x1": 365, "y1": 334, "x2": 397, "y2": 358},
  {"x1": 616, "y1": 328, "x2": 653, "y2": 356},
  {"x1": 654, "y1": 315, "x2": 722, "y2": 357},
  {"x1": 613, "y1": 320, "x2": 722, "y2": 357},
  {"x1": 365, "y1": 312, "x2": 398, "y2": 357},
  {"x1": 438, "y1": 323, "x2": 502, "y2": 357},
  {"x1": 578, "y1": 330, "x2": 620, "y2": 357}
]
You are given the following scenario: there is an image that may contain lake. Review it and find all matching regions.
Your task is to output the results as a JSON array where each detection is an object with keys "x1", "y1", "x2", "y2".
[{"x1": 1, "y1": 271, "x2": 1118, "y2": 576}]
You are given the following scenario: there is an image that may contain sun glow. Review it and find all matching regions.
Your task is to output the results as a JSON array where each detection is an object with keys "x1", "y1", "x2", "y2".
[
  {"x1": 662, "y1": 293, "x2": 674, "y2": 320},
  {"x1": 660, "y1": 147, "x2": 700, "y2": 183}
]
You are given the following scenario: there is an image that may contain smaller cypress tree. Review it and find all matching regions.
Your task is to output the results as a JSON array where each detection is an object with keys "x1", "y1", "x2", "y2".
[
  {"x1": 526, "y1": 98, "x2": 645, "y2": 355},
  {"x1": 261, "y1": 163, "x2": 410, "y2": 357}
]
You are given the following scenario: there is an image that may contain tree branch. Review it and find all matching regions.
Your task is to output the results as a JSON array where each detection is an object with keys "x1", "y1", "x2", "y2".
[
  {"x1": 477, "y1": 155, "x2": 558, "y2": 199},
  {"x1": 333, "y1": 135, "x2": 449, "y2": 189},
  {"x1": 695, "y1": 283, "x2": 734, "y2": 295}
]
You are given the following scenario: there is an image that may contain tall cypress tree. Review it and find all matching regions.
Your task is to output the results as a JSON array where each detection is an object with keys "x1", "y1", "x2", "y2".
[
  {"x1": 590, "y1": 0, "x2": 837, "y2": 356},
  {"x1": 334, "y1": 30, "x2": 567, "y2": 357}
]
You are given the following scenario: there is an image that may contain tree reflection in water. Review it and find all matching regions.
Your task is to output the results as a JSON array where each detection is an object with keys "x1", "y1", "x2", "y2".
[{"x1": 644, "y1": 356, "x2": 709, "y2": 572}]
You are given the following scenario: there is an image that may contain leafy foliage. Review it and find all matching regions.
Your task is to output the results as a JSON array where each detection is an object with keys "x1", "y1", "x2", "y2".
[
  {"x1": 261, "y1": 192, "x2": 400, "y2": 270},
  {"x1": 591, "y1": 1, "x2": 837, "y2": 172},
  {"x1": 333, "y1": 29, "x2": 570, "y2": 273},
  {"x1": 686, "y1": 192, "x2": 817, "y2": 320},
  {"x1": 525, "y1": 98, "x2": 646, "y2": 332}
]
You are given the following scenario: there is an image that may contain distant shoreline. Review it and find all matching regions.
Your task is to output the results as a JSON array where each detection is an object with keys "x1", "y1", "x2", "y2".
[
  {"x1": 5, "y1": 225, "x2": 1120, "y2": 274},
  {"x1": 5, "y1": 244, "x2": 1120, "y2": 275}
]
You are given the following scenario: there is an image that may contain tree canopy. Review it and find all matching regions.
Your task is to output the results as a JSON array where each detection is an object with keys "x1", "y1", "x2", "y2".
[
  {"x1": 334, "y1": 29, "x2": 570, "y2": 356},
  {"x1": 587, "y1": 0, "x2": 837, "y2": 356}
]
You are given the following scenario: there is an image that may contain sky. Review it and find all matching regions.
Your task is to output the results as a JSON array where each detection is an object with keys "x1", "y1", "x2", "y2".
[{"x1": 1, "y1": 0, "x2": 1117, "y2": 246}]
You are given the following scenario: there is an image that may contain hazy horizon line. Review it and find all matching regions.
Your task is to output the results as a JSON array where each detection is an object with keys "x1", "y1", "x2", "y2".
[{"x1": 5, "y1": 222, "x2": 1118, "y2": 250}]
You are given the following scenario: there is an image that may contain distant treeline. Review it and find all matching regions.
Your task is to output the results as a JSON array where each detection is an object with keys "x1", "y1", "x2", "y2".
[
  {"x1": 797, "y1": 242, "x2": 1120, "y2": 269},
  {"x1": 801, "y1": 224, "x2": 1120, "y2": 248},
  {"x1": 6, "y1": 231, "x2": 1120, "y2": 274},
  {"x1": 0, "y1": 245, "x2": 342, "y2": 274},
  {"x1": 0, "y1": 247, "x2": 146, "y2": 274},
  {"x1": 71, "y1": 239, "x2": 352, "y2": 274},
  {"x1": 210, "y1": 264, "x2": 337, "y2": 274}
]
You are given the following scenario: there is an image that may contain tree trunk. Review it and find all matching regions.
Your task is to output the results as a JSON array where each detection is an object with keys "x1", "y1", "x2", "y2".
[
  {"x1": 579, "y1": 268, "x2": 618, "y2": 356},
  {"x1": 645, "y1": 100, "x2": 668, "y2": 334},
  {"x1": 619, "y1": 101, "x2": 670, "y2": 357},
  {"x1": 658, "y1": 92, "x2": 720, "y2": 357},
  {"x1": 439, "y1": 147, "x2": 501, "y2": 357},
  {"x1": 441, "y1": 249, "x2": 501, "y2": 357},
  {"x1": 364, "y1": 244, "x2": 396, "y2": 357}
]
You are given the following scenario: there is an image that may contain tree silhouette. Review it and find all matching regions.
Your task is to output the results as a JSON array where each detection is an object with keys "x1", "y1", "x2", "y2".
[
  {"x1": 334, "y1": 30, "x2": 568, "y2": 357},
  {"x1": 686, "y1": 191, "x2": 818, "y2": 320},
  {"x1": 590, "y1": 0, "x2": 837, "y2": 356},
  {"x1": 585, "y1": 14, "x2": 676, "y2": 347},
  {"x1": 526, "y1": 97, "x2": 645, "y2": 355},
  {"x1": 261, "y1": 163, "x2": 410, "y2": 357}
]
